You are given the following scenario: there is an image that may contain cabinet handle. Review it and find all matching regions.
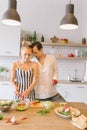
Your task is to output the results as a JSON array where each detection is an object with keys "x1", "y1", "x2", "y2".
[
  {"x1": 4, "y1": 52, "x2": 11, "y2": 54},
  {"x1": 76, "y1": 86, "x2": 84, "y2": 88},
  {"x1": 65, "y1": 91, "x2": 69, "y2": 98},
  {"x1": 0, "y1": 83, "x2": 9, "y2": 85}
]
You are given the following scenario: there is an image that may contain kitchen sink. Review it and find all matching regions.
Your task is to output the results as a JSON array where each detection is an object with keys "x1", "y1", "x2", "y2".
[{"x1": 69, "y1": 79, "x2": 82, "y2": 82}]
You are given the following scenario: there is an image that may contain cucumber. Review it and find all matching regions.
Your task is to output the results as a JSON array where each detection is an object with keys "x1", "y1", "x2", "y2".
[{"x1": 59, "y1": 111, "x2": 71, "y2": 116}]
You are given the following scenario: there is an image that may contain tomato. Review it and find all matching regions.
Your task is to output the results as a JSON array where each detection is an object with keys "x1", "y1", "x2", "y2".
[
  {"x1": 68, "y1": 53, "x2": 74, "y2": 57},
  {"x1": 17, "y1": 102, "x2": 25, "y2": 106},
  {"x1": 52, "y1": 79, "x2": 58, "y2": 85},
  {"x1": 32, "y1": 101, "x2": 37, "y2": 105}
]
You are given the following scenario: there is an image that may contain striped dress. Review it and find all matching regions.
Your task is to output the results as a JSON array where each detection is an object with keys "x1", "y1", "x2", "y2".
[{"x1": 15, "y1": 68, "x2": 35, "y2": 101}]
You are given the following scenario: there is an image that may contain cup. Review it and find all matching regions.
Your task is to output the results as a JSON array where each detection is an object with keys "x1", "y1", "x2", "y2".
[{"x1": 79, "y1": 49, "x2": 85, "y2": 58}]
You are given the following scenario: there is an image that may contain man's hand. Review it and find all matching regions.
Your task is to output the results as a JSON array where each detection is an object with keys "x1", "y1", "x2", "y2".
[{"x1": 52, "y1": 79, "x2": 58, "y2": 85}]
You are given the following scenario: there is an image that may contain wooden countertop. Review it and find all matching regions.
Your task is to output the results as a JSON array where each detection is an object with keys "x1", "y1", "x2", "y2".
[{"x1": 0, "y1": 102, "x2": 87, "y2": 130}]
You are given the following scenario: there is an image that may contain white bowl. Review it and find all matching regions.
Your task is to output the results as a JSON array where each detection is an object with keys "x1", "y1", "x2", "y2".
[
  {"x1": 15, "y1": 99, "x2": 30, "y2": 111},
  {"x1": 0, "y1": 100, "x2": 13, "y2": 112}
]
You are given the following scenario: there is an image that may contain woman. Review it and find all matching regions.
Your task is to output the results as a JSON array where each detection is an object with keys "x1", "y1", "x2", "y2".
[{"x1": 10, "y1": 44, "x2": 38, "y2": 101}]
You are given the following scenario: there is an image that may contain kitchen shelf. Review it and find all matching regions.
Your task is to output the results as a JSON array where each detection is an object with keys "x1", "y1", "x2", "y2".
[
  {"x1": 57, "y1": 57, "x2": 87, "y2": 60},
  {"x1": 42, "y1": 42, "x2": 87, "y2": 47}
]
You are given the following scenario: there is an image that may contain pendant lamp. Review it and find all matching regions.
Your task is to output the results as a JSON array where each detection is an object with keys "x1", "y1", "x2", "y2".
[
  {"x1": 2, "y1": 0, "x2": 21, "y2": 26},
  {"x1": 60, "y1": 0, "x2": 78, "y2": 30}
]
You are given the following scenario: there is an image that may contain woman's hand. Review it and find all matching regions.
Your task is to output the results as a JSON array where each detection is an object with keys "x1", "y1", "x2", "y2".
[{"x1": 20, "y1": 89, "x2": 29, "y2": 98}]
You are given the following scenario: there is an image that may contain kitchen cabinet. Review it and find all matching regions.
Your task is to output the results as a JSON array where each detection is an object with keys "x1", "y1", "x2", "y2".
[
  {"x1": 56, "y1": 84, "x2": 87, "y2": 104},
  {"x1": 56, "y1": 84, "x2": 68, "y2": 101},
  {"x1": 0, "y1": 81, "x2": 14, "y2": 99},
  {"x1": 0, "y1": 25, "x2": 21, "y2": 56}
]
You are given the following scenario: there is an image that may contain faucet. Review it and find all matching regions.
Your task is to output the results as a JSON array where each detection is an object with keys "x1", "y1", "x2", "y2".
[{"x1": 75, "y1": 69, "x2": 77, "y2": 80}]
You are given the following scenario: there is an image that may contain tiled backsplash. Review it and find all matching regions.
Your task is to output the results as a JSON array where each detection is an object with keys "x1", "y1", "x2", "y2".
[{"x1": 57, "y1": 59, "x2": 84, "y2": 80}]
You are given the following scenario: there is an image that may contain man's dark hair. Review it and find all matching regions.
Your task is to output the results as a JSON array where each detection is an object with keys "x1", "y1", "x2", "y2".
[{"x1": 32, "y1": 41, "x2": 43, "y2": 50}]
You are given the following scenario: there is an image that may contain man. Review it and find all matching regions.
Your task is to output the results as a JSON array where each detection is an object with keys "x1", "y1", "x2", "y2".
[{"x1": 32, "y1": 41, "x2": 65, "y2": 101}]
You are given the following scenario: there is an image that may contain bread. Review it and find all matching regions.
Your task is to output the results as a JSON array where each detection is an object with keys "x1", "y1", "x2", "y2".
[
  {"x1": 72, "y1": 114, "x2": 87, "y2": 129},
  {"x1": 80, "y1": 114, "x2": 87, "y2": 122}
]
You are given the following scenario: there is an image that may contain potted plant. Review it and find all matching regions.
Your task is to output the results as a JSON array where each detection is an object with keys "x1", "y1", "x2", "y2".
[{"x1": 82, "y1": 37, "x2": 86, "y2": 44}]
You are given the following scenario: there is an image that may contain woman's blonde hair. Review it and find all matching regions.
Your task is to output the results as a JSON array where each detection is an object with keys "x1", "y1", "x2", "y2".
[{"x1": 21, "y1": 44, "x2": 32, "y2": 51}]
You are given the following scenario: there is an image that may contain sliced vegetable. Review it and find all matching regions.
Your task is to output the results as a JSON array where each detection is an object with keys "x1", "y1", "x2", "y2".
[
  {"x1": 16, "y1": 100, "x2": 21, "y2": 103},
  {"x1": 42, "y1": 101, "x2": 54, "y2": 110},
  {"x1": 35, "y1": 100, "x2": 40, "y2": 103},
  {"x1": 31, "y1": 100, "x2": 40, "y2": 106},
  {"x1": 0, "y1": 100, "x2": 13, "y2": 106},
  {"x1": 0, "y1": 114, "x2": 3, "y2": 120},
  {"x1": 58, "y1": 111, "x2": 71, "y2": 116},
  {"x1": 37, "y1": 109, "x2": 50, "y2": 115}
]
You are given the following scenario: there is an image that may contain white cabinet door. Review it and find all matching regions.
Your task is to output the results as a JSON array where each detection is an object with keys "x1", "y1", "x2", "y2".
[
  {"x1": 56, "y1": 84, "x2": 87, "y2": 103},
  {"x1": 67, "y1": 84, "x2": 87, "y2": 103},
  {"x1": 56, "y1": 84, "x2": 67, "y2": 100},
  {"x1": 0, "y1": 82, "x2": 15, "y2": 100},
  {"x1": 0, "y1": 25, "x2": 21, "y2": 56}
]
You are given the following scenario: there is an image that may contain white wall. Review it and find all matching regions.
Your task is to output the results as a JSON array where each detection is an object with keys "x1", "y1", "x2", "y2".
[
  {"x1": 17, "y1": 0, "x2": 87, "y2": 43},
  {"x1": 0, "y1": 0, "x2": 21, "y2": 54},
  {"x1": 0, "y1": 0, "x2": 87, "y2": 43},
  {"x1": 0, "y1": 0, "x2": 87, "y2": 80}
]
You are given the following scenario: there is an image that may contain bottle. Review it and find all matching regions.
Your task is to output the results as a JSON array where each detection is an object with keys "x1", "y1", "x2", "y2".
[
  {"x1": 33, "y1": 31, "x2": 37, "y2": 42},
  {"x1": 75, "y1": 49, "x2": 79, "y2": 57},
  {"x1": 41, "y1": 35, "x2": 44, "y2": 42},
  {"x1": 68, "y1": 75, "x2": 71, "y2": 81}
]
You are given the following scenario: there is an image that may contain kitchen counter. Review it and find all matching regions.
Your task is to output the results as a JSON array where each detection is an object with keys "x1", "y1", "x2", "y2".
[
  {"x1": 0, "y1": 102, "x2": 87, "y2": 130},
  {"x1": 1, "y1": 79, "x2": 87, "y2": 84},
  {"x1": 59, "y1": 80, "x2": 87, "y2": 85}
]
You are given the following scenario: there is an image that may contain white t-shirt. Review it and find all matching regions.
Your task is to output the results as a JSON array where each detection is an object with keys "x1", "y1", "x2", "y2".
[{"x1": 35, "y1": 54, "x2": 58, "y2": 99}]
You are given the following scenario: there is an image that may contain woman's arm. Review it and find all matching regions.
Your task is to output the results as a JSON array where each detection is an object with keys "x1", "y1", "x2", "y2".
[
  {"x1": 10, "y1": 62, "x2": 19, "y2": 96},
  {"x1": 52, "y1": 55, "x2": 58, "y2": 81}
]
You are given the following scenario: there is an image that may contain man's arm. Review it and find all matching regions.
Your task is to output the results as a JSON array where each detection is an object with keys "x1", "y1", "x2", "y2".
[{"x1": 52, "y1": 55, "x2": 58, "y2": 85}]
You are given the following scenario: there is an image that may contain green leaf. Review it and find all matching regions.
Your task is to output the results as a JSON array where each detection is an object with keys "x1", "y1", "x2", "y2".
[
  {"x1": 37, "y1": 109, "x2": 50, "y2": 115},
  {"x1": 58, "y1": 111, "x2": 71, "y2": 116},
  {"x1": 0, "y1": 114, "x2": 3, "y2": 120}
]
